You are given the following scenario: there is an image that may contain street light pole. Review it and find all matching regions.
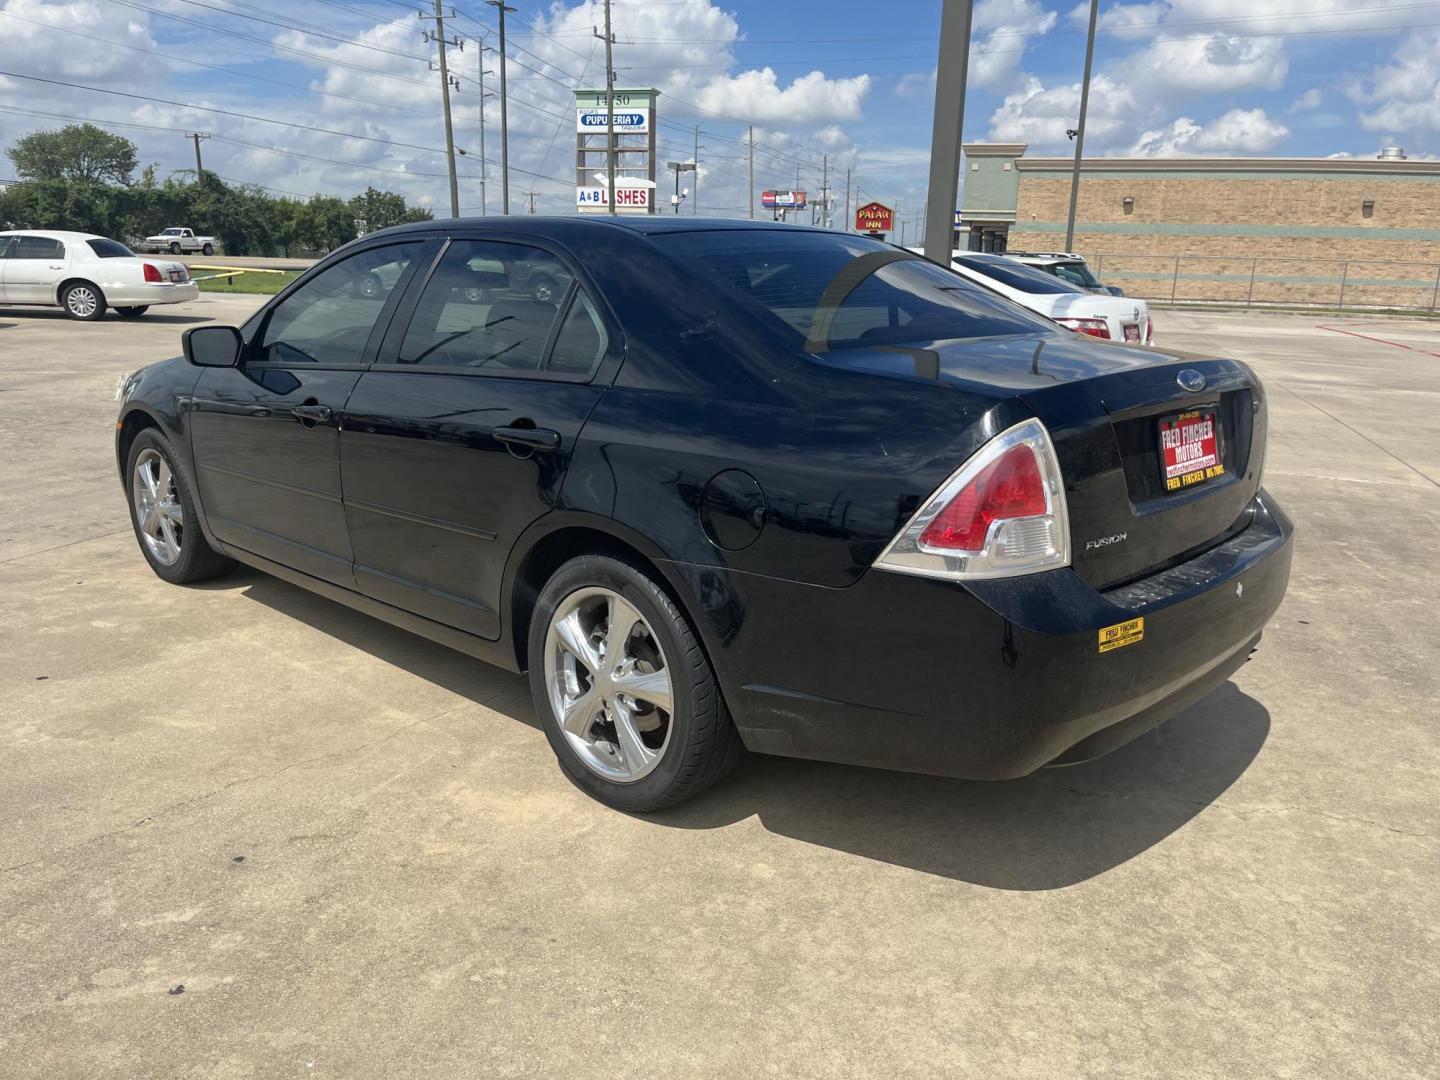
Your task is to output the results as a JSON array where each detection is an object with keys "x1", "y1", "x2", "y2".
[
  {"x1": 478, "y1": 56, "x2": 495, "y2": 216},
  {"x1": 923, "y1": 0, "x2": 974, "y2": 263},
  {"x1": 1065, "y1": 0, "x2": 1100, "y2": 252}
]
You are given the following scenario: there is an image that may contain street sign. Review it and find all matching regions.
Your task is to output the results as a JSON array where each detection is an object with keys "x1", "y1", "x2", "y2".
[
  {"x1": 761, "y1": 190, "x2": 807, "y2": 209},
  {"x1": 576, "y1": 108, "x2": 649, "y2": 134},
  {"x1": 856, "y1": 201, "x2": 895, "y2": 233}
]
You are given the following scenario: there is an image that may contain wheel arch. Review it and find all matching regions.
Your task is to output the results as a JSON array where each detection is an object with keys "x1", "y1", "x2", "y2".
[
  {"x1": 116, "y1": 405, "x2": 162, "y2": 478},
  {"x1": 504, "y1": 514, "x2": 734, "y2": 689},
  {"x1": 56, "y1": 276, "x2": 103, "y2": 306}
]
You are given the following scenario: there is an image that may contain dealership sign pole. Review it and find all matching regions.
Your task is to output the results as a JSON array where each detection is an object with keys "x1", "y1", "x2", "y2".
[{"x1": 923, "y1": 0, "x2": 974, "y2": 264}]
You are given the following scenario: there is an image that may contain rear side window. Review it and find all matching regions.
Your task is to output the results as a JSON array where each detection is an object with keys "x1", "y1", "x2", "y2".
[
  {"x1": 956, "y1": 256, "x2": 1080, "y2": 295},
  {"x1": 394, "y1": 240, "x2": 577, "y2": 374},
  {"x1": 256, "y1": 242, "x2": 422, "y2": 366},
  {"x1": 654, "y1": 230, "x2": 1053, "y2": 350},
  {"x1": 87, "y1": 238, "x2": 134, "y2": 258},
  {"x1": 1051, "y1": 262, "x2": 1101, "y2": 288},
  {"x1": 10, "y1": 236, "x2": 65, "y2": 260}
]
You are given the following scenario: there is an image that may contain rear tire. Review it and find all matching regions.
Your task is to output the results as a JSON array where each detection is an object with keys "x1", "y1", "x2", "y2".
[
  {"x1": 125, "y1": 428, "x2": 235, "y2": 585},
  {"x1": 61, "y1": 282, "x2": 105, "y2": 321},
  {"x1": 528, "y1": 555, "x2": 742, "y2": 812},
  {"x1": 201, "y1": 243, "x2": 213, "y2": 256},
  {"x1": 116, "y1": 306, "x2": 149, "y2": 319}
]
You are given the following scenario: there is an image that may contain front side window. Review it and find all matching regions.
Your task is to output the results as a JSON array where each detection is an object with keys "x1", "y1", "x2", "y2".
[
  {"x1": 87, "y1": 238, "x2": 134, "y2": 259},
  {"x1": 256, "y1": 242, "x2": 421, "y2": 365},
  {"x1": 395, "y1": 240, "x2": 576, "y2": 373},
  {"x1": 10, "y1": 236, "x2": 65, "y2": 260},
  {"x1": 1052, "y1": 262, "x2": 1101, "y2": 289},
  {"x1": 654, "y1": 230, "x2": 1055, "y2": 351}
]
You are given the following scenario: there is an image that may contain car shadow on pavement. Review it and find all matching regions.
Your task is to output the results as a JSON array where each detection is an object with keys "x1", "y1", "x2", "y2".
[
  {"x1": 230, "y1": 566, "x2": 1268, "y2": 890},
  {"x1": 0, "y1": 310, "x2": 212, "y2": 325},
  {"x1": 233, "y1": 568, "x2": 537, "y2": 727},
  {"x1": 661, "y1": 682, "x2": 1270, "y2": 890}
]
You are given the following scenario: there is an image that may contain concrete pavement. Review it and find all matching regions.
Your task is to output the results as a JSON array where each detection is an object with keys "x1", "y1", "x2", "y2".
[{"x1": 1, "y1": 297, "x2": 1436, "y2": 1078}]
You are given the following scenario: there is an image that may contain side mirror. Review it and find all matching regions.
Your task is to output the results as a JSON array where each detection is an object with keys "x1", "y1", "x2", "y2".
[{"x1": 183, "y1": 325, "x2": 243, "y2": 367}]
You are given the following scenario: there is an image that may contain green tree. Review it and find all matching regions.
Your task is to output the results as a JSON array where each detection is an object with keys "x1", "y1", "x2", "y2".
[
  {"x1": 349, "y1": 186, "x2": 432, "y2": 233},
  {"x1": 7, "y1": 124, "x2": 139, "y2": 185}
]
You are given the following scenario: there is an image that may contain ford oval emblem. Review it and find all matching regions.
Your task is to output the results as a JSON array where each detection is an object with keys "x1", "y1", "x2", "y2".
[{"x1": 1177, "y1": 369, "x2": 1206, "y2": 393}]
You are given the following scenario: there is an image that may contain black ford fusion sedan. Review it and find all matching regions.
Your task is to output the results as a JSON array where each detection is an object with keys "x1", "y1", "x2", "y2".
[{"x1": 116, "y1": 217, "x2": 1293, "y2": 812}]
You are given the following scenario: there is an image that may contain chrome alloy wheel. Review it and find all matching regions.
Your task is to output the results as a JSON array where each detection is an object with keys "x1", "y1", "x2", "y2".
[
  {"x1": 544, "y1": 587, "x2": 674, "y2": 782},
  {"x1": 66, "y1": 286, "x2": 99, "y2": 318},
  {"x1": 132, "y1": 448, "x2": 184, "y2": 565}
]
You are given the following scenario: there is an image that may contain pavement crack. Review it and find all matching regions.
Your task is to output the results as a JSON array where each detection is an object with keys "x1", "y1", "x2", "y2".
[
  {"x1": 1, "y1": 702, "x2": 470, "y2": 875},
  {"x1": 0, "y1": 528, "x2": 132, "y2": 564},
  {"x1": 1276, "y1": 381, "x2": 1440, "y2": 489}
]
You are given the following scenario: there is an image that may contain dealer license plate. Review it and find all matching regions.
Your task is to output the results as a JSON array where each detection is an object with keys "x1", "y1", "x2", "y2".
[
  {"x1": 1123, "y1": 324, "x2": 1141, "y2": 342},
  {"x1": 169, "y1": 269, "x2": 185, "y2": 283},
  {"x1": 1159, "y1": 408, "x2": 1224, "y2": 492}
]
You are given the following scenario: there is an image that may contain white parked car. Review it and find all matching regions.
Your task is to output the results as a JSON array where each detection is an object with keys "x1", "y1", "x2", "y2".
[
  {"x1": 947, "y1": 252, "x2": 1153, "y2": 345},
  {"x1": 140, "y1": 227, "x2": 216, "y2": 255},
  {"x1": 0, "y1": 231, "x2": 199, "y2": 320},
  {"x1": 1005, "y1": 251, "x2": 1125, "y2": 296}
]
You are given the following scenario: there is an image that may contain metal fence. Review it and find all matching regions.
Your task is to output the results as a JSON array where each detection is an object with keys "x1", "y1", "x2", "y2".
[{"x1": 1078, "y1": 253, "x2": 1440, "y2": 312}]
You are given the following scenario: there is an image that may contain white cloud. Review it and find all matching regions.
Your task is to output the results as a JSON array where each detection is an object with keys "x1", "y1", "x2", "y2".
[
  {"x1": 1067, "y1": 1, "x2": 1170, "y2": 40},
  {"x1": 989, "y1": 75, "x2": 1141, "y2": 151},
  {"x1": 1125, "y1": 34, "x2": 1288, "y2": 96},
  {"x1": 895, "y1": 71, "x2": 935, "y2": 99},
  {"x1": 971, "y1": 0, "x2": 1059, "y2": 89},
  {"x1": 1128, "y1": 108, "x2": 1289, "y2": 155},
  {"x1": 694, "y1": 68, "x2": 871, "y2": 124},
  {"x1": 1289, "y1": 88, "x2": 1323, "y2": 112},
  {"x1": 1348, "y1": 29, "x2": 1440, "y2": 133},
  {"x1": 0, "y1": 0, "x2": 159, "y2": 85}
]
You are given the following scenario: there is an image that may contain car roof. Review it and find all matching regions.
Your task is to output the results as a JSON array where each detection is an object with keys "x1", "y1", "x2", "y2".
[
  {"x1": 0, "y1": 229, "x2": 106, "y2": 241},
  {"x1": 365, "y1": 215, "x2": 838, "y2": 242}
]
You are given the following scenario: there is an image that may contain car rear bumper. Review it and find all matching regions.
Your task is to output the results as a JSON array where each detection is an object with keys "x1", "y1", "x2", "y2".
[
  {"x1": 670, "y1": 491, "x2": 1293, "y2": 780},
  {"x1": 105, "y1": 282, "x2": 200, "y2": 306}
]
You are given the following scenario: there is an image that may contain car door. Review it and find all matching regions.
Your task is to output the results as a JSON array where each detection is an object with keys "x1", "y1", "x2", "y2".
[
  {"x1": 188, "y1": 239, "x2": 430, "y2": 585},
  {"x1": 3, "y1": 235, "x2": 69, "y2": 304},
  {"x1": 0, "y1": 235, "x2": 11, "y2": 300},
  {"x1": 339, "y1": 236, "x2": 617, "y2": 638}
]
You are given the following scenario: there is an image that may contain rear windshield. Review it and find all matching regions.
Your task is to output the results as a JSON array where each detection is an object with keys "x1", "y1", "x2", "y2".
[
  {"x1": 651, "y1": 230, "x2": 1054, "y2": 350},
  {"x1": 87, "y1": 238, "x2": 134, "y2": 258},
  {"x1": 956, "y1": 256, "x2": 1083, "y2": 295}
]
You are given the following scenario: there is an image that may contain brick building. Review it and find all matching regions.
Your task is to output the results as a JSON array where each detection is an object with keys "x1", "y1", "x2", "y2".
[{"x1": 957, "y1": 144, "x2": 1440, "y2": 307}]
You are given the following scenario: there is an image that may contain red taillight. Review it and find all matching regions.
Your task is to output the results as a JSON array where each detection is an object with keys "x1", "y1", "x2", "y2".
[
  {"x1": 1146, "y1": 316, "x2": 1155, "y2": 345},
  {"x1": 918, "y1": 444, "x2": 1047, "y2": 552},
  {"x1": 1055, "y1": 317, "x2": 1110, "y2": 339},
  {"x1": 873, "y1": 418, "x2": 1071, "y2": 581},
  {"x1": 143, "y1": 262, "x2": 163, "y2": 283}
]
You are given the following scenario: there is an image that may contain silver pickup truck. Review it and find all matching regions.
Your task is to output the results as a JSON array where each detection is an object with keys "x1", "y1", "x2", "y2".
[{"x1": 139, "y1": 228, "x2": 217, "y2": 255}]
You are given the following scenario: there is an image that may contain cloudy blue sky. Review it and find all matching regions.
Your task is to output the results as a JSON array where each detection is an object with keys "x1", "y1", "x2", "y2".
[{"x1": 1, "y1": 0, "x2": 1434, "y2": 225}]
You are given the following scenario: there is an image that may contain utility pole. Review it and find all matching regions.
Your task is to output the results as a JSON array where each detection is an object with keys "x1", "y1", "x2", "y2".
[
  {"x1": 486, "y1": 0, "x2": 516, "y2": 214},
  {"x1": 1065, "y1": 0, "x2": 1099, "y2": 251},
  {"x1": 526, "y1": 191, "x2": 536, "y2": 213},
  {"x1": 478, "y1": 52, "x2": 495, "y2": 216},
  {"x1": 844, "y1": 168, "x2": 850, "y2": 232},
  {"x1": 185, "y1": 132, "x2": 209, "y2": 183},
  {"x1": 820, "y1": 154, "x2": 828, "y2": 227},
  {"x1": 693, "y1": 124, "x2": 701, "y2": 215},
  {"x1": 923, "y1": 0, "x2": 974, "y2": 263},
  {"x1": 594, "y1": 0, "x2": 616, "y2": 215},
  {"x1": 420, "y1": 1, "x2": 462, "y2": 218},
  {"x1": 747, "y1": 124, "x2": 754, "y2": 219}
]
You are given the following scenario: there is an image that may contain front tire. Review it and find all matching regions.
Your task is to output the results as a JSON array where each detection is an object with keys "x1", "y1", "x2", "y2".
[
  {"x1": 61, "y1": 282, "x2": 105, "y2": 321},
  {"x1": 528, "y1": 556, "x2": 741, "y2": 812},
  {"x1": 116, "y1": 306, "x2": 149, "y2": 319},
  {"x1": 125, "y1": 429, "x2": 235, "y2": 584},
  {"x1": 169, "y1": 242, "x2": 182, "y2": 255}
]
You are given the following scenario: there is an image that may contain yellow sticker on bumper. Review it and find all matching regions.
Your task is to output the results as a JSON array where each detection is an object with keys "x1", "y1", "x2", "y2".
[{"x1": 1098, "y1": 617, "x2": 1145, "y2": 653}]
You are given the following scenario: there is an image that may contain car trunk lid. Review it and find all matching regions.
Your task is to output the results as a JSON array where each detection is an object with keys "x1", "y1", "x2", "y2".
[{"x1": 832, "y1": 333, "x2": 1266, "y2": 589}]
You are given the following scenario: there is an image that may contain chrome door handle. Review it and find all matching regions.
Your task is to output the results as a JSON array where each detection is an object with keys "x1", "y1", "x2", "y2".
[{"x1": 291, "y1": 404, "x2": 334, "y2": 425}]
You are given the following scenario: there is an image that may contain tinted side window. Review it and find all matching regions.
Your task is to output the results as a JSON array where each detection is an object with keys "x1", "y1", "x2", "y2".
[
  {"x1": 87, "y1": 238, "x2": 134, "y2": 258},
  {"x1": 547, "y1": 292, "x2": 608, "y2": 376},
  {"x1": 257, "y1": 242, "x2": 421, "y2": 365},
  {"x1": 394, "y1": 240, "x2": 573, "y2": 373},
  {"x1": 11, "y1": 236, "x2": 65, "y2": 260}
]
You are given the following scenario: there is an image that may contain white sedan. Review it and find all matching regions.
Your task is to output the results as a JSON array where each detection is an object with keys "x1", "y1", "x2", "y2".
[
  {"x1": 935, "y1": 251, "x2": 1154, "y2": 345},
  {"x1": 0, "y1": 230, "x2": 199, "y2": 320}
]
